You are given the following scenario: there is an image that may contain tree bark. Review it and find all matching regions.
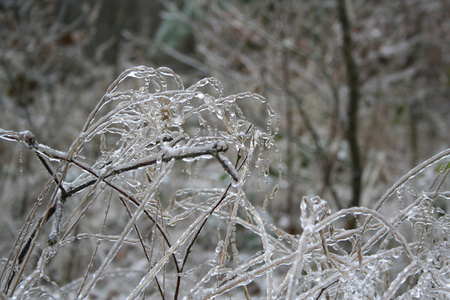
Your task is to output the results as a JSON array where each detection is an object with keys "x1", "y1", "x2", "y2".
[{"x1": 337, "y1": 0, "x2": 362, "y2": 208}]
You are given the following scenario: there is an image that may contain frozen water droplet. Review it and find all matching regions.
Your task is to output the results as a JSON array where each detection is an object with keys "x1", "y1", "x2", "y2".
[
  {"x1": 267, "y1": 106, "x2": 276, "y2": 117},
  {"x1": 236, "y1": 120, "x2": 246, "y2": 127},
  {"x1": 264, "y1": 165, "x2": 269, "y2": 177},
  {"x1": 144, "y1": 77, "x2": 151, "y2": 92},
  {"x1": 198, "y1": 117, "x2": 206, "y2": 127},
  {"x1": 270, "y1": 184, "x2": 279, "y2": 199},
  {"x1": 215, "y1": 108, "x2": 224, "y2": 120},
  {"x1": 255, "y1": 152, "x2": 263, "y2": 168},
  {"x1": 172, "y1": 116, "x2": 182, "y2": 126},
  {"x1": 196, "y1": 92, "x2": 204, "y2": 99},
  {"x1": 185, "y1": 162, "x2": 192, "y2": 175},
  {"x1": 393, "y1": 251, "x2": 402, "y2": 258},
  {"x1": 19, "y1": 144, "x2": 23, "y2": 175}
]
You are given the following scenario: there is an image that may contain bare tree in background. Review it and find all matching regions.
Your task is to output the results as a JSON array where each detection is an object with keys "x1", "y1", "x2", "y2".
[{"x1": 160, "y1": 0, "x2": 450, "y2": 231}]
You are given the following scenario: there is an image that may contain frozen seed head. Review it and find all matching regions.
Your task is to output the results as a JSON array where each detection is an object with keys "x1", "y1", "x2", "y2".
[{"x1": 23, "y1": 130, "x2": 36, "y2": 148}]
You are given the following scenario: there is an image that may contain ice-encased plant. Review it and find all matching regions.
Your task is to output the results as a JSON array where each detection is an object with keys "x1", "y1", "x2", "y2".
[
  {"x1": 0, "y1": 66, "x2": 449, "y2": 299},
  {"x1": 0, "y1": 66, "x2": 282, "y2": 299}
]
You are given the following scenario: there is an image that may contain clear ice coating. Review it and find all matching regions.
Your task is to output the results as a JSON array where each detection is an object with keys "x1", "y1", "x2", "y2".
[
  {"x1": 78, "y1": 66, "x2": 281, "y2": 192},
  {"x1": 0, "y1": 65, "x2": 284, "y2": 299},
  {"x1": 1, "y1": 61, "x2": 449, "y2": 299}
]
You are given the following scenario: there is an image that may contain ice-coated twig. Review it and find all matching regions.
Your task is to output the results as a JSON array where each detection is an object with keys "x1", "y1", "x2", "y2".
[
  {"x1": 215, "y1": 152, "x2": 239, "y2": 182},
  {"x1": 47, "y1": 196, "x2": 64, "y2": 246},
  {"x1": 0, "y1": 129, "x2": 36, "y2": 148},
  {"x1": 0, "y1": 131, "x2": 230, "y2": 198},
  {"x1": 0, "y1": 129, "x2": 234, "y2": 251}
]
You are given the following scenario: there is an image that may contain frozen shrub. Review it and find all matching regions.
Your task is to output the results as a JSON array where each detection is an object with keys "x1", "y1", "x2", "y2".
[
  {"x1": 0, "y1": 66, "x2": 281, "y2": 299},
  {"x1": 0, "y1": 66, "x2": 449, "y2": 299}
]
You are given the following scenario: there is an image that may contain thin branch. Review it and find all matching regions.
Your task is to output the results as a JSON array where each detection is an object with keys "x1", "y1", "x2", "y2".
[{"x1": 337, "y1": 0, "x2": 362, "y2": 209}]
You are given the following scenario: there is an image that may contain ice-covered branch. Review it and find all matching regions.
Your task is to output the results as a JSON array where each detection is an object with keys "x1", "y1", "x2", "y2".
[{"x1": 0, "y1": 129, "x2": 234, "y2": 197}]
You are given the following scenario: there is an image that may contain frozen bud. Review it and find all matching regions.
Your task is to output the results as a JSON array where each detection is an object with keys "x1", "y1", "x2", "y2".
[{"x1": 23, "y1": 130, "x2": 36, "y2": 148}]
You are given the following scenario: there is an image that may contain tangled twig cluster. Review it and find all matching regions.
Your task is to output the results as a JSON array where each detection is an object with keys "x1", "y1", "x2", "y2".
[{"x1": 0, "y1": 67, "x2": 448, "y2": 299}]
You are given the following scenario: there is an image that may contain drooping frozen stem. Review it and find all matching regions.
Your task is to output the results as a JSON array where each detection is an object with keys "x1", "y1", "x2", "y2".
[{"x1": 0, "y1": 66, "x2": 281, "y2": 299}]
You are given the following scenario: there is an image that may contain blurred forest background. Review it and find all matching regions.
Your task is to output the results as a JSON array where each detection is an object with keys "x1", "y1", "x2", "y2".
[{"x1": 0, "y1": 0, "x2": 449, "y2": 261}]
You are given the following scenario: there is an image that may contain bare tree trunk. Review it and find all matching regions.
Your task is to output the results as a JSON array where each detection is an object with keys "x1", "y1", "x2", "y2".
[{"x1": 337, "y1": 0, "x2": 362, "y2": 208}]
